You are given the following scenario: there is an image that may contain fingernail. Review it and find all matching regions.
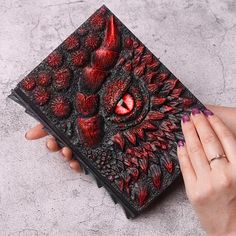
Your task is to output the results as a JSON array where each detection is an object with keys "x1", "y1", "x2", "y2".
[
  {"x1": 203, "y1": 109, "x2": 214, "y2": 117},
  {"x1": 182, "y1": 114, "x2": 190, "y2": 123},
  {"x1": 46, "y1": 140, "x2": 50, "y2": 150},
  {"x1": 177, "y1": 140, "x2": 185, "y2": 147},
  {"x1": 61, "y1": 149, "x2": 67, "y2": 159},
  {"x1": 191, "y1": 108, "x2": 201, "y2": 116}
]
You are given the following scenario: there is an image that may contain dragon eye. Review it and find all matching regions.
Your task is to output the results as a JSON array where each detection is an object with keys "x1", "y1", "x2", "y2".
[{"x1": 115, "y1": 93, "x2": 134, "y2": 115}]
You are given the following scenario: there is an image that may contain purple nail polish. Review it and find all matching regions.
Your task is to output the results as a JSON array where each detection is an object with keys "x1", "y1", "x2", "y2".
[
  {"x1": 203, "y1": 109, "x2": 214, "y2": 117},
  {"x1": 191, "y1": 108, "x2": 201, "y2": 116},
  {"x1": 182, "y1": 114, "x2": 190, "y2": 123},
  {"x1": 177, "y1": 140, "x2": 185, "y2": 147}
]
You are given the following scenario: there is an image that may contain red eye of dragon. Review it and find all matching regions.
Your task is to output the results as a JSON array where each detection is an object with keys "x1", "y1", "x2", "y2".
[{"x1": 115, "y1": 93, "x2": 134, "y2": 115}]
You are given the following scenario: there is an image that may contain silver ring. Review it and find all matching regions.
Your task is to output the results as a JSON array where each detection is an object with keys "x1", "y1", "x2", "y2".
[{"x1": 209, "y1": 154, "x2": 227, "y2": 164}]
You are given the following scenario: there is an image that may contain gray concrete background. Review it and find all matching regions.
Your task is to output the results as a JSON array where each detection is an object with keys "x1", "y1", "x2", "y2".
[{"x1": 0, "y1": 0, "x2": 236, "y2": 235}]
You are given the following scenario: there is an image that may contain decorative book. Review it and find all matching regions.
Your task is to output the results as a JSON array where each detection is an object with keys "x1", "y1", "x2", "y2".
[{"x1": 9, "y1": 5, "x2": 205, "y2": 218}]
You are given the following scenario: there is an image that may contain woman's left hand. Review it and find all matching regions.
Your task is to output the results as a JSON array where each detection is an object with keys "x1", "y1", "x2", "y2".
[{"x1": 25, "y1": 124, "x2": 81, "y2": 172}]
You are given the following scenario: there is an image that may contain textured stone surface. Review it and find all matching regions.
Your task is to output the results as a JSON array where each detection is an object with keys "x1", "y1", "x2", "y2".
[{"x1": 0, "y1": 0, "x2": 235, "y2": 235}]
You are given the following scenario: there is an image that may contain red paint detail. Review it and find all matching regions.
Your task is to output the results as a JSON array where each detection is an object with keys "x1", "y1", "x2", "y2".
[
  {"x1": 141, "y1": 121, "x2": 157, "y2": 130},
  {"x1": 147, "y1": 60, "x2": 160, "y2": 70},
  {"x1": 38, "y1": 72, "x2": 51, "y2": 87},
  {"x1": 151, "y1": 97, "x2": 166, "y2": 106},
  {"x1": 147, "y1": 83, "x2": 159, "y2": 93},
  {"x1": 133, "y1": 41, "x2": 139, "y2": 48},
  {"x1": 85, "y1": 34, "x2": 101, "y2": 51},
  {"x1": 54, "y1": 68, "x2": 71, "y2": 90},
  {"x1": 142, "y1": 53, "x2": 153, "y2": 64},
  {"x1": 123, "y1": 173, "x2": 131, "y2": 188},
  {"x1": 183, "y1": 97, "x2": 194, "y2": 107},
  {"x1": 117, "y1": 57, "x2": 126, "y2": 66},
  {"x1": 131, "y1": 157, "x2": 138, "y2": 166},
  {"x1": 64, "y1": 35, "x2": 79, "y2": 50},
  {"x1": 82, "y1": 67, "x2": 108, "y2": 93},
  {"x1": 137, "y1": 185, "x2": 148, "y2": 206},
  {"x1": 21, "y1": 76, "x2": 36, "y2": 91},
  {"x1": 51, "y1": 97, "x2": 71, "y2": 118},
  {"x1": 33, "y1": 88, "x2": 50, "y2": 105},
  {"x1": 164, "y1": 79, "x2": 178, "y2": 92},
  {"x1": 115, "y1": 93, "x2": 134, "y2": 115},
  {"x1": 103, "y1": 15, "x2": 120, "y2": 51},
  {"x1": 112, "y1": 132, "x2": 125, "y2": 150},
  {"x1": 145, "y1": 71, "x2": 158, "y2": 84},
  {"x1": 81, "y1": 16, "x2": 120, "y2": 93},
  {"x1": 171, "y1": 87, "x2": 183, "y2": 98},
  {"x1": 139, "y1": 158, "x2": 148, "y2": 173},
  {"x1": 92, "y1": 49, "x2": 119, "y2": 70},
  {"x1": 90, "y1": 14, "x2": 105, "y2": 30},
  {"x1": 124, "y1": 37, "x2": 133, "y2": 49},
  {"x1": 162, "y1": 156, "x2": 173, "y2": 173},
  {"x1": 157, "y1": 72, "x2": 170, "y2": 82},
  {"x1": 134, "y1": 64, "x2": 145, "y2": 77},
  {"x1": 150, "y1": 164, "x2": 161, "y2": 189},
  {"x1": 77, "y1": 27, "x2": 88, "y2": 36},
  {"x1": 47, "y1": 52, "x2": 62, "y2": 67},
  {"x1": 124, "y1": 157, "x2": 132, "y2": 167},
  {"x1": 163, "y1": 105, "x2": 174, "y2": 113},
  {"x1": 135, "y1": 127, "x2": 145, "y2": 140},
  {"x1": 126, "y1": 148, "x2": 140, "y2": 158},
  {"x1": 77, "y1": 115, "x2": 104, "y2": 147},
  {"x1": 136, "y1": 100, "x2": 143, "y2": 109},
  {"x1": 123, "y1": 61, "x2": 132, "y2": 72},
  {"x1": 133, "y1": 56, "x2": 141, "y2": 67},
  {"x1": 129, "y1": 168, "x2": 139, "y2": 180},
  {"x1": 135, "y1": 45, "x2": 145, "y2": 56},
  {"x1": 103, "y1": 77, "x2": 131, "y2": 114},
  {"x1": 124, "y1": 130, "x2": 136, "y2": 145},
  {"x1": 118, "y1": 178, "x2": 124, "y2": 191},
  {"x1": 75, "y1": 92, "x2": 99, "y2": 117},
  {"x1": 71, "y1": 50, "x2": 88, "y2": 67}
]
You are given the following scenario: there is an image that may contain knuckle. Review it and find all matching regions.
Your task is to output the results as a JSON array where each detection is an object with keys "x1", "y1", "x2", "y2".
[
  {"x1": 217, "y1": 173, "x2": 232, "y2": 190},
  {"x1": 211, "y1": 117, "x2": 222, "y2": 127},
  {"x1": 183, "y1": 124, "x2": 194, "y2": 135},
  {"x1": 188, "y1": 143, "x2": 202, "y2": 155},
  {"x1": 179, "y1": 160, "x2": 189, "y2": 171},
  {"x1": 221, "y1": 128, "x2": 235, "y2": 139},
  {"x1": 203, "y1": 133, "x2": 217, "y2": 145},
  {"x1": 190, "y1": 187, "x2": 214, "y2": 205},
  {"x1": 194, "y1": 118, "x2": 204, "y2": 128}
]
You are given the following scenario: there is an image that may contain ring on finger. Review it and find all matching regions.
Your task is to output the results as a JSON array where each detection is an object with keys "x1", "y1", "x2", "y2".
[{"x1": 209, "y1": 153, "x2": 227, "y2": 165}]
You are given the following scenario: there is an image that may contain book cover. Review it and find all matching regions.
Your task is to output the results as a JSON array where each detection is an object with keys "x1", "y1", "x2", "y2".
[{"x1": 9, "y1": 5, "x2": 205, "y2": 218}]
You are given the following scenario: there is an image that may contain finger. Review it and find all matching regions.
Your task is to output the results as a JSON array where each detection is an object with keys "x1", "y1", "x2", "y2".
[
  {"x1": 181, "y1": 114, "x2": 211, "y2": 177},
  {"x1": 203, "y1": 109, "x2": 236, "y2": 164},
  {"x1": 69, "y1": 160, "x2": 81, "y2": 172},
  {"x1": 61, "y1": 147, "x2": 73, "y2": 161},
  {"x1": 46, "y1": 138, "x2": 60, "y2": 152},
  {"x1": 177, "y1": 140, "x2": 196, "y2": 189},
  {"x1": 25, "y1": 123, "x2": 48, "y2": 140},
  {"x1": 190, "y1": 108, "x2": 228, "y2": 168}
]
